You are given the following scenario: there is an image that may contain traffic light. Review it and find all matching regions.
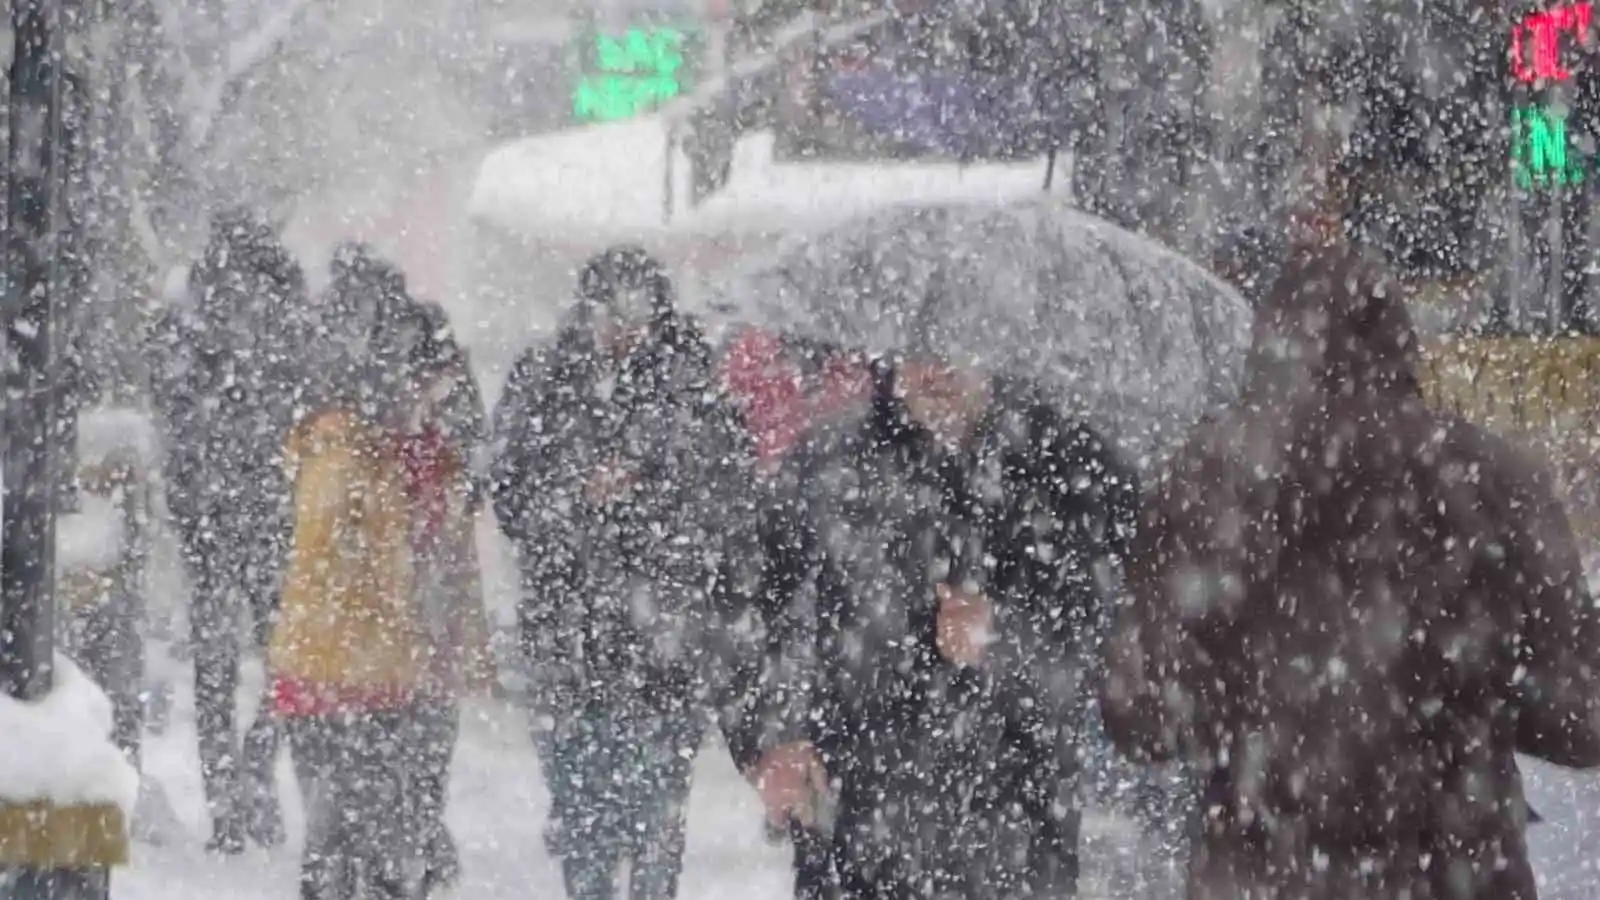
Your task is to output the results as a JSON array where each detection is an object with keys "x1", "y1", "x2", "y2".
[{"x1": 1512, "y1": 104, "x2": 1584, "y2": 189}]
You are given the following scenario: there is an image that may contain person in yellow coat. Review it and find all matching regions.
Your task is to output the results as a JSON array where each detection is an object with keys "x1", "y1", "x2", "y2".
[{"x1": 269, "y1": 362, "x2": 430, "y2": 900}]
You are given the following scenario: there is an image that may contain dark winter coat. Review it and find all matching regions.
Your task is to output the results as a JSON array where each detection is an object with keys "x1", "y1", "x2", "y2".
[
  {"x1": 150, "y1": 230, "x2": 310, "y2": 533},
  {"x1": 491, "y1": 304, "x2": 751, "y2": 709},
  {"x1": 407, "y1": 300, "x2": 487, "y2": 457},
  {"x1": 731, "y1": 370, "x2": 1137, "y2": 897},
  {"x1": 1101, "y1": 245, "x2": 1600, "y2": 900}
]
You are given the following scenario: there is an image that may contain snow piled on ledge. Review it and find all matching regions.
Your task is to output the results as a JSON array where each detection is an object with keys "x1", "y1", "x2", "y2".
[{"x1": 0, "y1": 655, "x2": 139, "y2": 816}]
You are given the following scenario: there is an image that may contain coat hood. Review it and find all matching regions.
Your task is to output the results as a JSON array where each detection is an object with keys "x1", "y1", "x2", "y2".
[{"x1": 1244, "y1": 242, "x2": 1421, "y2": 409}]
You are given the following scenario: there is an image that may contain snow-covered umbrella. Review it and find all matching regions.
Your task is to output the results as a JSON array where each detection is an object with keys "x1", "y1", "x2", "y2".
[{"x1": 703, "y1": 197, "x2": 1254, "y2": 467}]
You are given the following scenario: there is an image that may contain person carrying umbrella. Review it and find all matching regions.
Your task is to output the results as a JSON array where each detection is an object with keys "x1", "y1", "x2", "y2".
[
  {"x1": 491, "y1": 245, "x2": 751, "y2": 899},
  {"x1": 734, "y1": 335, "x2": 1138, "y2": 898}
]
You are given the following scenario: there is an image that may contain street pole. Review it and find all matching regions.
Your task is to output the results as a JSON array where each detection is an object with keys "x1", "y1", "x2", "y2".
[
  {"x1": 4, "y1": 0, "x2": 74, "y2": 889},
  {"x1": 0, "y1": 1, "x2": 113, "y2": 896},
  {"x1": 3, "y1": 0, "x2": 63, "y2": 709}
]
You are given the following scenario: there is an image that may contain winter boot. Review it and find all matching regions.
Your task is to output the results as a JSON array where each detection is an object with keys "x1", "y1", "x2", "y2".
[
  {"x1": 239, "y1": 775, "x2": 285, "y2": 848},
  {"x1": 238, "y1": 713, "x2": 285, "y2": 848},
  {"x1": 205, "y1": 811, "x2": 246, "y2": 856},
  {"x1": 421, "y1": 830, "x2": 462, "y2": 897}
]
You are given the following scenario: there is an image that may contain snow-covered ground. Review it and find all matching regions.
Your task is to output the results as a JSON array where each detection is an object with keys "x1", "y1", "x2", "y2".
[
  {"x1": 111, "y1": 512, "x2": 1182, "y2": 898},
  {"x1": 110, "y1": 661, "x2": 1600, "y2": 898},
  {"x1": 117, "y1": 674, "x2": 797, "y2": 899},
  {"x1": 109, "y1": 536, "x2": 1600, "y2": 899},
  {"x1": 114, "y1": 668, "x2": 1191, "y2": 898}
]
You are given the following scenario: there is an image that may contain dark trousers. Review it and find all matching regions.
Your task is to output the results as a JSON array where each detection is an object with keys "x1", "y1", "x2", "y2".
[
  {"x1": 179, "y1": 511, "x2": 282, "y2": 833},
  {"x1": 824, "y1": 761, "x2": 1081, "y2": 900},
  {"x1": 534, "y1": 698, "x2": 701, "y2": 900},
  {"x1": 791, "y1": 823, "x2": 839, "y2": 900},
  {"x1": 288, "y1": 708, "x2": 420, "y2": 900},
  {"x1": 66, "y1": 598, "x2": 143, "y2": 763},
  {"x1": 414, "y1": 697, "x2": 461, "y2": 886},
  {"x1": 827, "y1": 815, "x2": 1080, "y2": 900}
]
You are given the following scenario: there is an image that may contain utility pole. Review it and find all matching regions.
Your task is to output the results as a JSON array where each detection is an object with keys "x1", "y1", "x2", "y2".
[
  {"x1": 3, "y1": 0, "x2": 64, "y2": 708},
  {"x1": 0, "y1": 2, "x2": 114, "y2": 896}
]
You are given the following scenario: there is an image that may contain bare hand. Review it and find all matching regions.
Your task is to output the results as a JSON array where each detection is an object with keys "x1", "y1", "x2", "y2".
[
  {"x1": 936, "y1": 583, "x2": 993, "y2": 667},
  {"x1": 751, "y1": 742, "x2": 827, "y2": 830}
]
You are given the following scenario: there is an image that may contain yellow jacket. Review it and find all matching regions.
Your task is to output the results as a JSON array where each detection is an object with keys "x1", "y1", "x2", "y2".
[{"x1": 269, "y1": 408, "x2": 426, "y2": 693}]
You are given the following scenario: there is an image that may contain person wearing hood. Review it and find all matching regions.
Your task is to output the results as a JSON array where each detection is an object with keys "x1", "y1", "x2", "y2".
[
  {"x1": 733, "y1": 343, "x2": 1137, "y2": 898},
  {"x1": 404, "y1": 299, "x2": 489, "y2": 484},
  {"x1": 324, "y1": 245, "x2": 487, "y2": 465},
  {"x1": 150, "y1": 207, "x2": 307, "y2": 853},
  {"x1": 490, "y1": 245, "x2": 751, "y2": 899},
  {"x1": 1101, "y1": 243, "x2": 1600, "y2": 899},
  {"x1": 389, "y1": 301, "x2": 497, "y2": 897},
  {"x1": 317, "y1": 242, "x2": 413, "y2": 370}
]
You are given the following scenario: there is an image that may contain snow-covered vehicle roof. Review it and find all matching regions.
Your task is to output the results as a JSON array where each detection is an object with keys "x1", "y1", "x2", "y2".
[{"x1": 466, "y1": 4, "x2": 1061, "y2": 280}]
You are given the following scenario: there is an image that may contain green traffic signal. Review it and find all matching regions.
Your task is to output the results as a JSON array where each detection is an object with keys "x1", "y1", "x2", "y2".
[{"x1": 1511, "y1": 104, "x2": 1586, "y2": 190}]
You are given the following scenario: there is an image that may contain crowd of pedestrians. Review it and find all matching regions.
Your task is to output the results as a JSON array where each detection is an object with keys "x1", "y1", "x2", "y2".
[{"x1": 138, "y1": 208, "x2": 1600, "y2": 900}]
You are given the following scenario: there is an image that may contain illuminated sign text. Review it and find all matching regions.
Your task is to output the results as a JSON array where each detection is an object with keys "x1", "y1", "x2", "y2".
[{"x1": 573, "y1": 28, "x2": 689, "y2": 123}]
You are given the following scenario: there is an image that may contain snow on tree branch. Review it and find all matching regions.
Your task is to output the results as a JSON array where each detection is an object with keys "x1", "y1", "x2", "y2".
[{"x1": 187, "y1": 0, "x2": 317, "y2": 151}]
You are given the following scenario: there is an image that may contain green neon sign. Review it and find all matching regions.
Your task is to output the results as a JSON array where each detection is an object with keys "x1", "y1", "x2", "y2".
[
  {"x1": 1512, "y1": 104, "x2": 1586, "y2": 189},
  {"x1": 573, "y1": 27, "x2": 689, "y2": 123}
]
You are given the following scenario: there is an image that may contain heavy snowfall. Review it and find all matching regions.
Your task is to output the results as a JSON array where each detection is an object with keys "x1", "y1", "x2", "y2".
[{"x1": 5, "y1": 0, "x2": 1600, "y2": 898}]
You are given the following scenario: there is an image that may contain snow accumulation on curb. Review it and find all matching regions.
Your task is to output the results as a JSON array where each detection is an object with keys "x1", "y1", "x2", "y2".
[{"x1": 0, "y1": 655, "x2": 139, "y2": 817}]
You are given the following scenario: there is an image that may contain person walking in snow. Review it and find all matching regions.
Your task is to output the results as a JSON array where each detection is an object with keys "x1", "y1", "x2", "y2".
[
  {"x1": 315, "y1": 243, "x2": 414, "y2": 374},
  {"x1": 405, "y1": 299, "x2": 489, "y2": 481},
  {"x1": 736, "y1": 346, "x2": 1137, "y2": 898},
  {"x1": 491, "y1": 245, "x2": 749, "y2": 900},
  {"x1": 712, "y1": 331, "x2": 869, "y2": 899},
  {"x1": 1101, "y1": 244, "x2": 1600, "y2": 900},
  {"x1": 149, "y1": 207, "x2": 305, "y2": 853},
  {"x1": 271, "y1": 351, "x2": 453, "y2": 900},
  {"x1": 389, "y1": 303, "x2": 497, "y2": 897}
]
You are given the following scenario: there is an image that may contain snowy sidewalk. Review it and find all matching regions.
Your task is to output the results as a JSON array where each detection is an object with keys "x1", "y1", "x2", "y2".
[
  {"x1": 108, "y1": 536, "x2": 1600, "y2": 899},
  {"x1": 113, "y1": 665, "x2": 1188, "y2": 898},
  {"x1": 115, "y1": 685, "x2": 794, "y2": 900},
  {"x1": 112, "y1": 665, "x2": 1600, "y2": 900}
]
